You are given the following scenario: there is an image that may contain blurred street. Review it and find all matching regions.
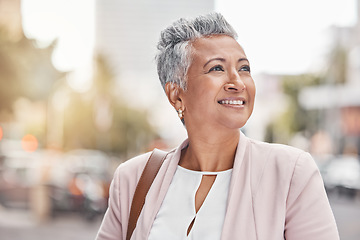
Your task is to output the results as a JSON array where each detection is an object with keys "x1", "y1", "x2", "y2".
[
  {"x1": 0, "y1": 0, "x2": 360, "y2": 240},
  {"x1": 0, "y1": 207, "x2": 102, "y2": 240},
  {"x1": 330, "y1": 195, "x2": 360, "y2": 240},
  {"x1": 0, "y1": 194, "x2": 359, "y2": 240}
]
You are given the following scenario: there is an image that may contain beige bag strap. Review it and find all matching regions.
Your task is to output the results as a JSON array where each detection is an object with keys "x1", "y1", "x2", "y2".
[{"x1": 126, "y1": 148, "x2": 168, "y2": 240}]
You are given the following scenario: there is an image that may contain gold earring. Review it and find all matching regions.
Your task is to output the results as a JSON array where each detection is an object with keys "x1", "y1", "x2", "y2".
[{"x1": 178, "y1": 109, "x2": 183, "y2": 119}]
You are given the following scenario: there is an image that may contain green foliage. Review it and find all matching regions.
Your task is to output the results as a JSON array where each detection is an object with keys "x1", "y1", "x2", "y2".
[
  {"x1": 109, "y1": 104, "x2": 156, "y2": 156},
  {"x1": 265, "y1": 41, "x2": 350, "y2": 144},
  {"x1": 0, "y1": 28, "x2": 62, "y2": 113},
  {"x1": 326, "y1": 45, "x2": 348, "y2": 84},
  {"x1": 0, "y1": 29, "x2": 25, "y2": 112},
  {"x1": 63, "y1": 92, "x2": 156, "y2": 156},
  {"x1": 62, "y1": 55, "x2": 157, "y2": 157},
  {"x1": 265, "y1": 74, "x2": 323, "y2": 144},
  {"x1": 282, "y1": 74, "x2": 323, "y2": 97},
  {"x1": 0, "y1": 27, "x2": 156, "y2": 156}
]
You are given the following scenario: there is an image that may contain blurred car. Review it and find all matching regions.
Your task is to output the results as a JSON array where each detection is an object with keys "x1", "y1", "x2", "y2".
[
  {"x1": 320, "y1": 155, "x2": 360, "y2": 197},
  {"x1": 47, "y1": 149, "x2": 112, "y2": 220},
  {"x1": 0, "y1": 150, "x2": 46, "y2": 209},
  {"x1": 0, "y1": 148, "x2": 112, "y2": 221}
]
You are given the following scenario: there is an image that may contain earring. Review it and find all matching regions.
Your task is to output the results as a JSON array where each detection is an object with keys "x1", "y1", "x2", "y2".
[{"x1": 178, "y1": 109, "x2": 183, "y2": 119}]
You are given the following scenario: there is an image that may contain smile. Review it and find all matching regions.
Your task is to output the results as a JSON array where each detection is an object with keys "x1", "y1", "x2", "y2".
[{"x1": 218, "y1": 100, "x2": 245, "y2": 105}]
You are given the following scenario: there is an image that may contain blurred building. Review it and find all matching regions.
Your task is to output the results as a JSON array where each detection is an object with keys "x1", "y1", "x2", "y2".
[
  {"x1": 95, "y1": 0, "x2": 214, "y2": 87},
  {"x1": 0, "y1": 0, "x2": 22, "y2": 41},
  {"x1": 245, "y1": 73, "x2": 287, "y2": 141},
  {"x1": 95, "y1": 0, "x2": 215, "y2": 144},
  {"x1": 0, "y1": 0, "x2": 62, "y2": 148},
  {"x1": 299, "y1": 0, "x2": 360, "y2": 156}
]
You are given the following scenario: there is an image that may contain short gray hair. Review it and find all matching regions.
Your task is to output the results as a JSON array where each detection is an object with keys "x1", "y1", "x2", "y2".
[{"x1": 156, "y1": 12, "x2": 238, "y2": 90}]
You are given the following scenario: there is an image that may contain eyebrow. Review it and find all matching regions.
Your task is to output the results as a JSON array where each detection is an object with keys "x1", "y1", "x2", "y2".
[{"x1": 203, "y1": 57, "x2": 249, "y2": 68}]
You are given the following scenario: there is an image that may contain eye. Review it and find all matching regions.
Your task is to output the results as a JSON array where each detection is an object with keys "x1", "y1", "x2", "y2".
[
  {"x1": 208, "y1": 65, "x2": 224, "y2": 72},
  {"x1": 239, "y1": 65, "x2": 251, "y2": 72}
]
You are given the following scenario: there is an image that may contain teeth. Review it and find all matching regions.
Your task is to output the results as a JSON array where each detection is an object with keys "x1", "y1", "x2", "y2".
[{"x1": 220, "y1": 100, "x2": 244, "y2": 105}]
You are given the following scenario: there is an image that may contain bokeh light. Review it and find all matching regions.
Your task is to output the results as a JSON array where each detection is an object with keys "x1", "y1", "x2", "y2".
[{"x1": 21, "y1": 134, "x2": 39, "y2": 152}]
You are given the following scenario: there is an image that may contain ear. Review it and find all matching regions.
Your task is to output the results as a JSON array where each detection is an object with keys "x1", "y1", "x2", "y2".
[{"x1": 165, "y1": 82, "x2": 184, "y2": 110}]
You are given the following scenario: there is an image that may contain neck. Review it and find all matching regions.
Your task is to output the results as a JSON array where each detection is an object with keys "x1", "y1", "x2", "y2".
[{"x1": 180, "y1": 129, "x2": 240, "y2": 172}]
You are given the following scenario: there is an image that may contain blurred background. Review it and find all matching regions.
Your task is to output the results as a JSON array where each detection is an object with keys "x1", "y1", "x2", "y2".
[{"x1": 0, "y1": 0, "x2": 359, "y2": 239}]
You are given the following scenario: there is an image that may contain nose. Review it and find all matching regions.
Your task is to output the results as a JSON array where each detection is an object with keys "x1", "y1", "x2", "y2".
[{"x1": 224, "y1": 70, "x2": 246, "y2": 92}]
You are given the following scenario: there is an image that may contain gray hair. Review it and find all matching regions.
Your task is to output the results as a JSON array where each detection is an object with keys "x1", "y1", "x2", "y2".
[{"x1": 156, "y1": 12, "x2": 238, "y2": 90}]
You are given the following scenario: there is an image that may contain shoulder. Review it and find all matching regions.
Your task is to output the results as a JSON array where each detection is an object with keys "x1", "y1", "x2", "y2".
[
  {"x1": 247, "y1": 137, "x2": 311, "y2": 167},
  {"x1": 118, "y1": 151, "x2": 153, "y2": 173},
  {"x1": 245, "y1": 137, "x2": 318, "y2": 191},
  {"x1": 245, "y1": 137, "x2": 322, "y2": 203},
  {"x1": 112, "y1": 148, "x2": 177, "y2": 187},
  {"x1": 113, "y1": 151, "x2": 152, "y2": 184},
  {"x1": 248, "y1": 137, "x2": 304, "y2": 157}
]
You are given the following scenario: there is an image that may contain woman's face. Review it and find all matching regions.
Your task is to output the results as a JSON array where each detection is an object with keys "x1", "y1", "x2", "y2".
[{"x1": 180, "y1": 35, "x2": 256, "y2": 132}]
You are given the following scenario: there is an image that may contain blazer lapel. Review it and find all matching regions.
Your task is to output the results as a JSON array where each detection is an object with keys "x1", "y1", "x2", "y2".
[{"x1": 221, "y1": 131, "x2": 257, "y2": 239}]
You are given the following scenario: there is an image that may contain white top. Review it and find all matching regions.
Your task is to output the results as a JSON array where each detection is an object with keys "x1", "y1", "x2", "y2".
[{"x1": 148, "y1": 165, "x2": 233, "y2": 240}]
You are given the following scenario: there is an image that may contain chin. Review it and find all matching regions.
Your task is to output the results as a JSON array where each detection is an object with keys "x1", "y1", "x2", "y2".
[
  {"x1": 222, "y1": 120, "x2": 248, "y2": 130},
  {"x1": 221, "y1": 115, "x2": 250, "y2": 130},
  {"x1": 228, "y1": 123, "x2": 247, "y2": 130}
]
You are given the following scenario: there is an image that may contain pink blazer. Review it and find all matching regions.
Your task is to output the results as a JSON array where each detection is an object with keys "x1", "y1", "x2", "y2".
[{"x1": 96, "y1": 131, "x2": 339, "y2": 240}]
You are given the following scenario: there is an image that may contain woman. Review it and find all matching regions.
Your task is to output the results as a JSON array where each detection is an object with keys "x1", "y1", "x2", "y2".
[{"x1": 96, "y1": 13, "x2": 339, "y2": 240}]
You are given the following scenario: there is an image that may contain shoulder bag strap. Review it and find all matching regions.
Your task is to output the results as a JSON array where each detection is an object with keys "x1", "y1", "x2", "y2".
[{"x1": 126, "y1": 148, "x2": 168, "y2": 240}]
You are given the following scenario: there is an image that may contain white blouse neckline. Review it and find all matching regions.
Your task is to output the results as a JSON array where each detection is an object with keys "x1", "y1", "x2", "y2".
[
  {"x1": 148, "y1": 164, "x2": 233, "y2": 240},
  {"x1": 177, "y1": 165, "x2": 233, "y2": 175}
]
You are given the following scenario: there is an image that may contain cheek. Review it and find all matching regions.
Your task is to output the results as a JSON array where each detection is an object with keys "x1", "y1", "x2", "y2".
[
  {"x1": 247, "y1": 79, "x2": 256, "y2": 99},
  {"x1": 183, "y1": 83, "x2": 219, "y2": 113},
  {"x1": 188, "y1": 79, "x2": 220, "y2": 98},
  {"x1": 186, "y1": 88, "x2": 210, "y2": 109}
]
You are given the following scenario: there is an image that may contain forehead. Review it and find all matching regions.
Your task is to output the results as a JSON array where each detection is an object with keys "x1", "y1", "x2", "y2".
[{"x1": 190, "y1": 35, "x2": 246, "y2": 61}]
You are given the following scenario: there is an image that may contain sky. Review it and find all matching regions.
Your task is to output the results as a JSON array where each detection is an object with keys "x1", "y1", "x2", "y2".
[
  {"x1": 22, "y1": 0, "x2": 95, "y2": 71},
  {"x1": 21, "y1": 0, "x2": 357, "y2": 77},
  {"x1": 21, "y1": 0, "x2": 95, "y2": 91},
  {"x1": 217, "y1": 0, "x2": 358, "y2": 74}
]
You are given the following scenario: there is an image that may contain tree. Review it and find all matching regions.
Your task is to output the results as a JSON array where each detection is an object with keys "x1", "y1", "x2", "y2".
[
  {"x1": 265, "y1": 74, "x2": 323, "y2": 144},
  {"x1": 0, "y1": 27, "x2": 63, "y2": 117},
  {"x1": 325, "y1": 44, "x2": 348, "y2": 85},
  {"x1": 62, "y1": 55, "x2": 157, "y2": 157}
]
